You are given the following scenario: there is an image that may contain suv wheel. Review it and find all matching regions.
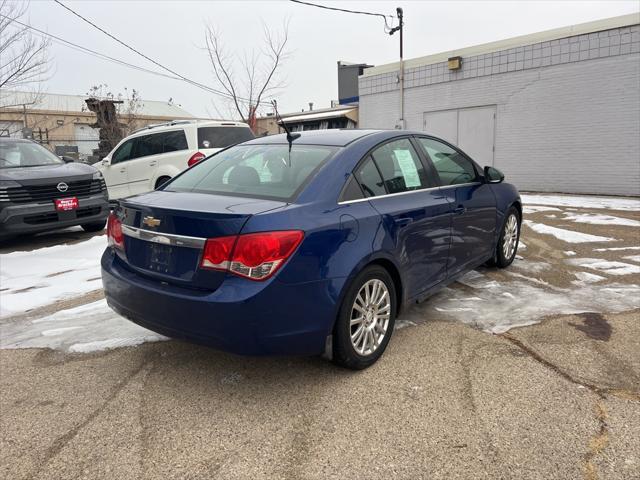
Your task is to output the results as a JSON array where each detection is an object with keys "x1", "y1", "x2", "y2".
[
  {"x1": 155, "y1": 176, "x2": 171, "y2": 189},
  {"x1": 332, "y1": 265, "x2": 397, "y2": 370}
]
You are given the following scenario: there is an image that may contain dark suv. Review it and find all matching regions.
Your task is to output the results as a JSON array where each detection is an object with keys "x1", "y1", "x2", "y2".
[{"x1": 0, "y1": 138, "x2": 109, "y2": 240}]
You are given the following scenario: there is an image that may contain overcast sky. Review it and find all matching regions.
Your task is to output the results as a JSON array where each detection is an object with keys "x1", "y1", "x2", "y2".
[{"x1": 22, "y1": 0, "x2": 640, "y2": 118}]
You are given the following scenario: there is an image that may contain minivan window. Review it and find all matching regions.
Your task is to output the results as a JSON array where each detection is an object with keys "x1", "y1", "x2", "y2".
[
  {"x1": 197, "y1": 126, "x2": 255, "y2": 149},
  {"x1": 112, "y1": 139, "x2": 134, "y2": 163},
  {"x1": 166, "y1": 144, "x2": 337, "y2": 201},
  {"x1": 132, "y1": 133, "x2": 163, "y2": 159},
  {"x1": 162, "y1": 130, "x2": 188, "y2": 152}
]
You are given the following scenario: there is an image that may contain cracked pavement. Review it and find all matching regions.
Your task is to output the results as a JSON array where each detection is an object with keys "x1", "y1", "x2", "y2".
[{"x1": 1, "y1": 197, "x2": 639, "y2": 479}]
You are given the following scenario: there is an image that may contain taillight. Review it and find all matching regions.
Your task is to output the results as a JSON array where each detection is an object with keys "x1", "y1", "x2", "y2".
[
  {"x1": 187, "y1": 151, "x2": 205, "y2": 167},
  {"x1": 107, "y1": 213, "x2": 124, "y2": 250},
  {"x1": 200, "y1": 230, "x2": 304, "y2": 281}
]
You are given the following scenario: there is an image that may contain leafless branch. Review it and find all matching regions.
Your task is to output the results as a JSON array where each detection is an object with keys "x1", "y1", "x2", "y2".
[
  {"x1": 0, "y1": 0, "x2": 51, "y2": 103},
  {"x1": 203, "y1": 19, "x2": 290, "y2": 126}
]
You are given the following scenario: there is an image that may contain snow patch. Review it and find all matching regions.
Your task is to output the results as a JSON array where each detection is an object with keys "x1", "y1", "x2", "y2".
[
  {"x1": 572, "y1": 271, "x2": 605, "y2": 285},
  {"x1": 405, "y1": 270, "x2": 640, "y2": 334},
  {"x1": 568, "y1": 258, "x2": 640, "y2": 276},
  {"x1": 521, "y1": 194, "x2": 640, "y2": 211},
  {"x1": 594, "y1": 246, "x2": 640, "y2": 252},
  {"x1": 523, "y1": 220, "x2": 615, "y2": 243},
  {"x1": 0, "y1": 236, "x2": 107, "y2": 318},
  {"x1": 564, "y1": 251, "x2": 577, "y2": 256},
  {"x1": 623, "y1": 255, "x2": 640, "y2": 263},
  {"x1": 0, "y1": 299, "x2": 167, "y2": 352},
  {"x1": 523, "y1": 205, "x2": 562, "y2": 214},
  {"x1": 562, "y1": 212, "x2": 640, "y2": 227}
]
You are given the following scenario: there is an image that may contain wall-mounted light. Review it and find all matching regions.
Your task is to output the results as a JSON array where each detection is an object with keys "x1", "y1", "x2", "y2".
[
  {"x1": 448, "y1": 56, "x2": 462, "y2": 70},
  {"x1": 56, "y1": 119, "x2": 64, "y2": 126}
]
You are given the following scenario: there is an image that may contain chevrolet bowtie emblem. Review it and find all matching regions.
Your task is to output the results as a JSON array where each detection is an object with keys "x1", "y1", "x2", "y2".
[{"x1": 142, "y1": 216, "x2": 161, "y2": 228}]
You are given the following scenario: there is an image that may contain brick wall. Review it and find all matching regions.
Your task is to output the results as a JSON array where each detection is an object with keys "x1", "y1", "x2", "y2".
[{"x1": 359, "y1": 24, "x2": 640, "y2": 196}]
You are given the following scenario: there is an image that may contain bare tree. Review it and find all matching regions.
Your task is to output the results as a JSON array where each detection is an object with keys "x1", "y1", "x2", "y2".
[
  {"x1": 0, "y1": 0, "x2": 50, "y2": 103},
  {"x1": 204, "y1": 21, "x2": 290, "y2": 127}
]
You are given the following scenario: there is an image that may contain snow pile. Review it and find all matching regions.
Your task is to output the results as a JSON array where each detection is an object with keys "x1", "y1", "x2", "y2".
[
  {"x1": 0, "y1": 236, "x2": 107, "y2": 317},
  {"x1": 0, "y1": 299, "x2": 166, "y2": 352}
]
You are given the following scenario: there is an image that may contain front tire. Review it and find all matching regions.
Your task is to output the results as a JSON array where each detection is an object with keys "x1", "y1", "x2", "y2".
[
  {"x1": 81, "y1": 219, "x2": 107, "y2": 233},
  {"x1": 491, "y1": 207, "x2": 520, "y2": 268},
  {"x1": 332, "y1": 265, "x2": 397, "y2": 370}
]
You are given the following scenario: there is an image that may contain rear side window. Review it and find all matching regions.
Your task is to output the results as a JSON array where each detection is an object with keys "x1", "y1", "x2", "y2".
[
  {"x1": 355, "y1": 156, "x2": 386, "y2": 197},
  {"x1": 166, "y1": 144, "x2": 337, "y2": 201},
  {"x1": 340, "y1": 175, "x2": 364, "y2": 202},
  {"x1": 370, "y1": 138, "x2": 429, "y2": 194},
  {"x1": 132, "y1": 133, "x2": 163, "y2": 159},
  {"x1": 162, "y1": 130, "x2": 188, "y2": 152},
  {"x1": 197, "y1": 126, "x2": 255, "y2": 149},
  {"x1": 417, "y1": 138, "x2": 477, "y2": 186}
]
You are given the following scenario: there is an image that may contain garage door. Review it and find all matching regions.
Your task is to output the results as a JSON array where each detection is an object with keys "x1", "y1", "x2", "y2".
[
  {"x1": 423, "y1": 106, "x2": 496, "y2": 166},
  {"x1": 74, "y1": 123, "x2": 99, "y2": 156}
]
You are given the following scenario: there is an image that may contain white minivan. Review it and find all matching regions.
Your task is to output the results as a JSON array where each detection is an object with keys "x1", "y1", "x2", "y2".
[{"x1": 98, "y1": 120, "x2": 254, "y2": 199}]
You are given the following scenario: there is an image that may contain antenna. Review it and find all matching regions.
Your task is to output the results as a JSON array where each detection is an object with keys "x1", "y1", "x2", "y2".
[{"x1": 271, "y1": 100, "x2": 300, "y2": 152}]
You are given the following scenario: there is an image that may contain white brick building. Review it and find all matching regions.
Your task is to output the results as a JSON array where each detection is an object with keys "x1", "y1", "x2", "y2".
[{"x1": 358, "y1": 14, "x2": 640, "y2": 196}]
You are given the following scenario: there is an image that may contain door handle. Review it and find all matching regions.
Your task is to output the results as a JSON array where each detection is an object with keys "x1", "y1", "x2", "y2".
[
  {"x1": 149, "y1": 161, "x2": 157, "y2": 166},
  {"x1": 394, "y1": 217, "x2": 413, "y2": 227},
  {"x1": 453, "y1": 206, "x2": 466, "y2": 215},
  {"x1": 119, "y1": 168, "x2": 126, "y2": 174}
]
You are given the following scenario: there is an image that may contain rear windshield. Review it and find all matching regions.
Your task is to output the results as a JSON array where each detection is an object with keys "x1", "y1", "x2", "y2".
[
  {"x1": 165, "y1": 144, "x2": 337, "y2": 201},
  {"x1": 0, "y1": 140, "x2": 63, "y2": 168},
  {"x1": 197, "y1": 126, "x2": 255, "y2": 149}
]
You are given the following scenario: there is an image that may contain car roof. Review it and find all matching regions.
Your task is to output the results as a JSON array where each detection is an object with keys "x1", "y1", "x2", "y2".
[
  {"x1": 244, "y1": 129, "x2": 432, "y2": 147},
  {"x1": 128, "y1": 119, "x2": 251, "y2": 138},
  {"x1": 245, "y1": 129, "x2": 388, "y2": 147}
]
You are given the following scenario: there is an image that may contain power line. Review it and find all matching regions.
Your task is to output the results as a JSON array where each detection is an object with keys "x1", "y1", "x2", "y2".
[
  {"x1": 0, "y1": 14, "x2": 184, "y2": 83},
  {"x1": 289, "y1": 0, "x2": 395, "y2": 32},
  {"x1": 52, "y1": 0, "x2": 270, "y2": 106}
]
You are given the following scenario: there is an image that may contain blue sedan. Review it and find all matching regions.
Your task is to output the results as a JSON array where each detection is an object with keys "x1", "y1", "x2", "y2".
[{"x1": 102, "y1": 129, "x2": 521, "y2": 369}]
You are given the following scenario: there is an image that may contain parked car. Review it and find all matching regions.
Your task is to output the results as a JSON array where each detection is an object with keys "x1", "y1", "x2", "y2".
[
  {"x1": 0, "y1": 138, "x2": 109, "y2": 240},
  {"x1": 98, "y1": 120, "x2": 254, "y2": 200},
  {"x1": 101, "y1": 129, "x2": 521, "y2": 369}
]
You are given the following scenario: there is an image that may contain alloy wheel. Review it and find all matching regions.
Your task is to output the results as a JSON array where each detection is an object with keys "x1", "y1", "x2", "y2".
[
  {"x1": 349, "y1": 279, "x2": 391, "y2": 356},
  {"x1": 502, "y1": 213, "x2": 518, "y2": 259}
]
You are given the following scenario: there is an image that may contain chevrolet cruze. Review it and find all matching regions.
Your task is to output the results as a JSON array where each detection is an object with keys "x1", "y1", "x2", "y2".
[{"x1": 102, "y1": 129, "x2": 521, "y2": 369}]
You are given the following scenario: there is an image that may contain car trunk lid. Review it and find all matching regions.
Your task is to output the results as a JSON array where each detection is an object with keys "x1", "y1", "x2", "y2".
[{"x1": 118, "y1": 190, "x2": 286, "y2": 290}]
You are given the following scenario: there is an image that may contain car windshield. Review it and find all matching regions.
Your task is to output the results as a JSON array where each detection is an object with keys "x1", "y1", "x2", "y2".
[
  {"x1": 165, "y1": 144, "x2": 338, "y2": 201},
  {"x1": 0, "y1": 140, "x2": 64, "y2": 168}
]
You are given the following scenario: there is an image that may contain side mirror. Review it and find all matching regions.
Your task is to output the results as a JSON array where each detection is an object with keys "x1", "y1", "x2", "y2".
[
  {"x1": 484, "y1": 166, "x2": 504, "y2": 184},
  {"x1": 102, "y1": 157, "x2": 111, "y2": 166},
  {"x1": 61, "y1": 156, "x2": 75, "y2": 163}
]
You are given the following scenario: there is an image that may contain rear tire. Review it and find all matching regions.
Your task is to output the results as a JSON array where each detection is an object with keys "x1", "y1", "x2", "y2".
[
  {"x1": 332, "y1": 265, "x2": 397, "y2": 370},
  {"x1": 155, "y1": 176, "x2": 171, "y2": 189},
  {"x1": 81, "y1": 219, "x2": 106, "y2": 233},
  {"x1": 490, "y1": 206, "x2": 520, "y2": 268}
]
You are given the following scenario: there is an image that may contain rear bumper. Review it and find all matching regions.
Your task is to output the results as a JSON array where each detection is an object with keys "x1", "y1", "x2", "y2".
[
  {"x1": 101, "y1": 248, "x2": 344, "y2": 356},
  {"x1": 0, "y1": 194, "x2": 109, "y2": 238}
]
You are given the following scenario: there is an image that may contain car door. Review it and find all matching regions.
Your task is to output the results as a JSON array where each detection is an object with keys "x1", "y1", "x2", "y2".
[
  {"x1": 127, "y1": 133, "x2": 163, "y2": 195},
  {"x1": 102, "y1": 138, "x2": 135, "y2": 199},
  {"x1": 355, "y1": 138, "x2": 452, "y2": 299},
  {"x1": 415, "y1": 136, "x2": 497, "y2": 277}
]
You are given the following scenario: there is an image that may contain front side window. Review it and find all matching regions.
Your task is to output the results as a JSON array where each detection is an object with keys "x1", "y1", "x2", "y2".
[
  {"x1": 417, "y1": 138, "x2": 477, "y2": 186},
  {"x1": 0, "y1": 140, "x2": 63, "y2": 168},
  {"x1": 166, "y1": 144, "x2": 336, "y2": 201},
  {"x1": 112, "y1": 139, "x2": 134, "y2": 164},
  {"x1": 370, "y1": 138, "x2": 429, "y2": 194},
  {"x1": 197, "y1": 126, "x2": 255, "y2": 149}
]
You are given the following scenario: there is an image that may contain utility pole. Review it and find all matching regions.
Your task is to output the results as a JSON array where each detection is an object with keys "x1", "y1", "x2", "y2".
[{"x1": 389, "y1": 7, "x2": 404, "y2": 129}]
